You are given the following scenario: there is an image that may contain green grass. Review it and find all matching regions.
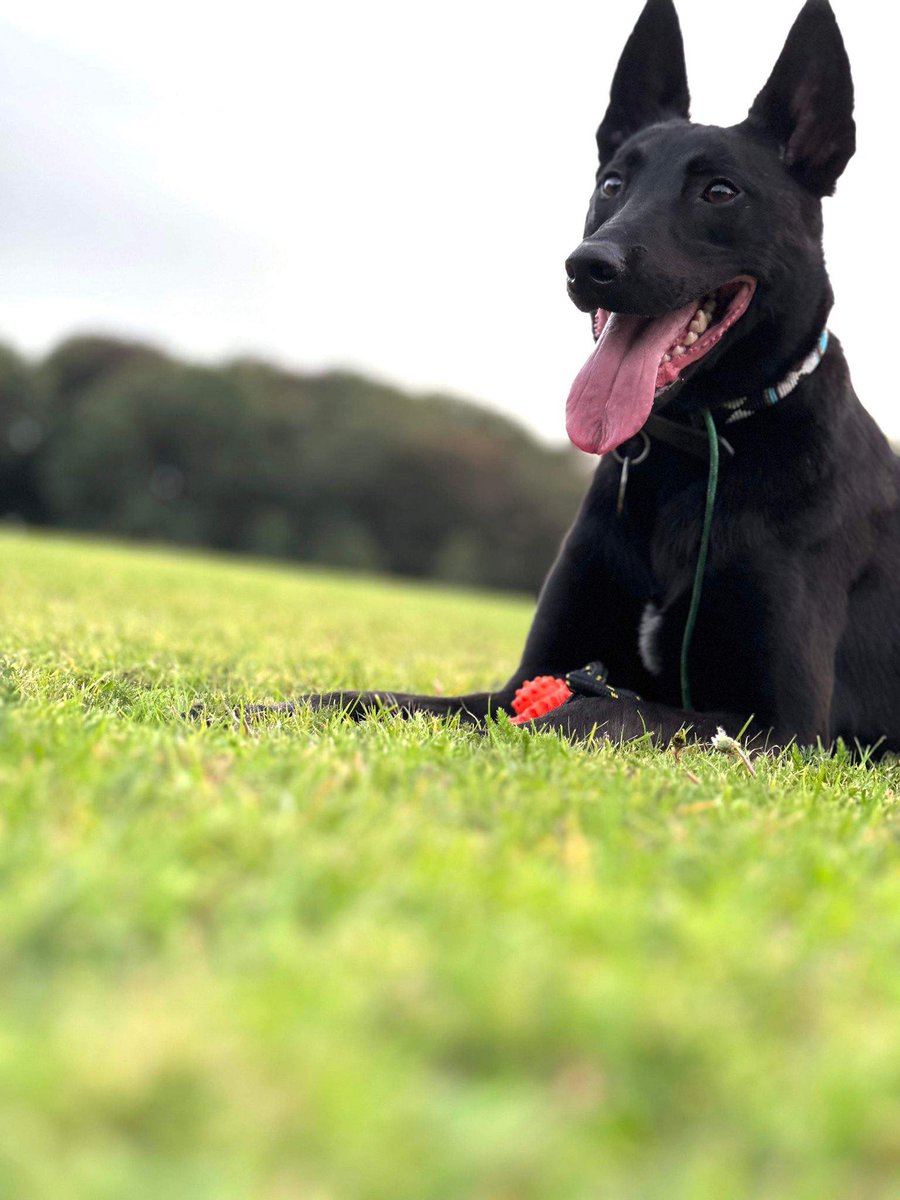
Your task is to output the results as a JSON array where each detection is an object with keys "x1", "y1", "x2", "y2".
[{"x1": 0, "y1": 528, "x2": 898, "y2": 1200}]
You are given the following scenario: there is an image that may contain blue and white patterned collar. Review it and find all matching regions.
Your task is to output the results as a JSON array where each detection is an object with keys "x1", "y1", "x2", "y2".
[{"x1": 720, "y1": 329, "x2": 830, "y2": 425}]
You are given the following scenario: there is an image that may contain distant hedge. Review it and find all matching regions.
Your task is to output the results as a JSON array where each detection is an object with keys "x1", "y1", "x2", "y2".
[{"x1": 0, "y1": 335, "x2": 590, "y2": 592}]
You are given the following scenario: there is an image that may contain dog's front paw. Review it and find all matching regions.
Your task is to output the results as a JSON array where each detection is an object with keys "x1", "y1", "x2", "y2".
[
  {"x1": 525, "y1": 695, "x2": 651, "y2": 744},
  {"x1": 239, "y1": 691, "x2": 396, "y2": 722}
]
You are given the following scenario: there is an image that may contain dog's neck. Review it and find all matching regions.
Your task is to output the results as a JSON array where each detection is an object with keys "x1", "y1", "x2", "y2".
[
  {"x1": 636, "y1": 284, "x2": 836, "y2": 463},
  {"x1": 670, "y1": 276, "x2": 834, "y2": 418},
  {"x1": 717, "y1": 328, "x2": 830, "y2": 425}
]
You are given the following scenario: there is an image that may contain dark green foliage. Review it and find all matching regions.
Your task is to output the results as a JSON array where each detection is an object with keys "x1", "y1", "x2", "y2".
[
  {"x1": 2, "y1": 335, "x2": 588, "y2": 591},
  {"x1": 0, "y1": 343, "x2": 47, "y2": 522}
]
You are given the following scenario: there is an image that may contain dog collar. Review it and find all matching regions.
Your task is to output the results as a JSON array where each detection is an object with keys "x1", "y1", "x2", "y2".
[
  {"x1": 624, "y1": 326, "x2": 831, "y2": 463},
  {"x1": 719, "y1": 328, "x2": 830, "y2": 424}
]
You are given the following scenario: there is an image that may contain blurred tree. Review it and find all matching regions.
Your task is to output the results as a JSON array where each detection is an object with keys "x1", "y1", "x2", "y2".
[
  {"x1": 39, "y1": 359, "x2": 260, "y2": 548},
  {"x1": 40, "y1": 335, "x2": 168, "y2": 411},
  {"x1": 26, "y1": 335, "x2": 590, "y2": 593},
  {"x1": 0, "y1": 343, "x2": 46, "y2": 522}
]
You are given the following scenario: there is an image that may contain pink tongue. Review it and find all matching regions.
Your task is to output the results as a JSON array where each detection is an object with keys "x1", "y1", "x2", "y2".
[{"x1": 566, "y1": 302, "x2": 697, "y2": 455}]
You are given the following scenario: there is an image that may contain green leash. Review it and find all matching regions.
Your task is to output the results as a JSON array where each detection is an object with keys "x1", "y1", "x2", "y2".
[{"x1": 679, "y1": 407, "x2": 720, "y2": 710}]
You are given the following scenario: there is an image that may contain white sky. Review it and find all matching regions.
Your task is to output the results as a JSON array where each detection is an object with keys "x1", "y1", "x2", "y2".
[{"x1": 0, "y1": 0, "x2": 895, "y2": 443}]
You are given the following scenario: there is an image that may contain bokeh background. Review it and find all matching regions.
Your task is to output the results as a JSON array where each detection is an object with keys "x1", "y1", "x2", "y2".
[{"x1": 0, "y1": 0, "x2": 893, "y2": 592}]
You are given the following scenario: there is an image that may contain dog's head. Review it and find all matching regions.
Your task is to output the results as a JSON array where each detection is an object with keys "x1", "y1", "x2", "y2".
[{"x1": 565, "y1": 0, "x2": 856, "y2": 455}]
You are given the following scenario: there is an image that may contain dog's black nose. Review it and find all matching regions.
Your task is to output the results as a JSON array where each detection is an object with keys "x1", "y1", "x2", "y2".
[{"x1": 565, "y1": 242, "x2": 626, "y2": 289}]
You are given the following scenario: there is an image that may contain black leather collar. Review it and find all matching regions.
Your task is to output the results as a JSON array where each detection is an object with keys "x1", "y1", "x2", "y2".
[
  {"x1": 646, "y1": 412, "x2": 734, "y2": 460},
  {"x1": 618, "y1": 412, "x2": 734, "y2": 463}
]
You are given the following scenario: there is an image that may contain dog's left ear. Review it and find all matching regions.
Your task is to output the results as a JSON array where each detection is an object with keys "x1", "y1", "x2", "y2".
[
  {"x1": 596, "y1": 0, "x2": 690, "y2": 164},
  {"x1": 743, "y1": 0, "x2": 855, "y2": 196}
]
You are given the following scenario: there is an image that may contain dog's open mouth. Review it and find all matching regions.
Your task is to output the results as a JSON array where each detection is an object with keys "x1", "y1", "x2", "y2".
[{"x1": 566, "y1": 276, "x2": 757, "y2": 455}]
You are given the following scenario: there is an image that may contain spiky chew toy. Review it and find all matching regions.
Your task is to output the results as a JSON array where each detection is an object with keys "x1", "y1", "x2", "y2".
[{"x1": 509, "y1": 675, "x2": 572, "y2": 725}]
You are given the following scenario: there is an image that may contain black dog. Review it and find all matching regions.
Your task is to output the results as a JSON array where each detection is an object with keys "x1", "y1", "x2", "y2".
[{"x1": 260, "y1": 0, "x2": 900, "y2": 754}]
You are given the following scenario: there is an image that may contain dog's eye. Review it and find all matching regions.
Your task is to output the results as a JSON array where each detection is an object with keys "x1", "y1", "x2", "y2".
[
  {"x1": 599, "y1": 173, "x2": 624, "y2": 199},
  {"x1": 702, "y1": 179, "x2": 740, "y2": 204}
]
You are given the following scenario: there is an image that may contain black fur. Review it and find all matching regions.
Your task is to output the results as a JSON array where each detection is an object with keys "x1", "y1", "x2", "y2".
[{"x1": 256, "y1": 0, "x2": 900, "y2": 755}]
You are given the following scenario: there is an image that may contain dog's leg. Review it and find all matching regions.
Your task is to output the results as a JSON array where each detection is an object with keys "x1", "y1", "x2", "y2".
[
  {"x1": 523, "y1": 693, "x2": 771, "y2": 749},
  {"x1": 241, "y1": 688, "x2": 514, "y2": 724},
  {"x1": 510, "y1": 480, "x2": 660, "y2": 691}
]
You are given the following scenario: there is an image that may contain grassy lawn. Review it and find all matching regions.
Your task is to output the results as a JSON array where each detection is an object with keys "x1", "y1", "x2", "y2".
[{"x1": 0, "y1": 528, "x2": 898, "y2": 1200}]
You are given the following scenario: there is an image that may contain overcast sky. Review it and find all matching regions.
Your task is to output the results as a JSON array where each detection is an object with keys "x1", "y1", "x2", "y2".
[{"x1": 0, "y1": 0, "x2": 895, "y2": 444}]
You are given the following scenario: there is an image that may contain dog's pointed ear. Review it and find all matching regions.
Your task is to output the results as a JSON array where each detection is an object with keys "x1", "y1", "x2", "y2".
[
  {"x1": 743, "y1": 0, "x2": 855, "y2": 196},
  {"x1": 596, "y1": 0, "x2": 690, "y2": 164}
]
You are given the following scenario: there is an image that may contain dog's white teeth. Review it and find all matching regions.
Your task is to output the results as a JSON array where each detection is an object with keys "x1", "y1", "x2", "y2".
[
  {"x1": 690, "y1": 311, "x2": 709, "y2": 334},
  {"x1": 673, "y1": 345, "x2": 686, "y2": 357},
  {"x1": 683, "y1": 332, "x2": 699, "y2": 347},
  {"x1": 662, "y1": 353, "x2": 672, "y2": 363},
  {"x1": 702, "y1": 299, "x2": 716, "y2": 316}
]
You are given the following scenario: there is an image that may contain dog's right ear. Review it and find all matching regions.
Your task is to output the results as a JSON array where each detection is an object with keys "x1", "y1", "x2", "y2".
[{"x1": 596, "y1": 0, "x2": 690, "y2": 165}]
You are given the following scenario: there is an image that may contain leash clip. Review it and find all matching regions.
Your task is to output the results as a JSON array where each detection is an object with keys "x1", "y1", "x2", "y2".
[{"x1": 612, "y1": 430, "x2": 650, "y2": 517}]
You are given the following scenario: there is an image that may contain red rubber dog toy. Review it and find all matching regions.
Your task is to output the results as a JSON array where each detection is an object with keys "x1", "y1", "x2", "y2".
[{"x1": 509, "y1": 675, "x2": 572, "y2": 724}]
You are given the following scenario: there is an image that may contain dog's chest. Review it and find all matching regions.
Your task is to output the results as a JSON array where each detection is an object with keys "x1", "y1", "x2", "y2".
[
  {"x1": 638, "y1": 601, "x2": 665, "y2": 676},
  {"x1": 626, "y1": 511, "x2": 689, "y2": 679},
  {"x1": 632, "y1": 488, "x2": 714, "y2": 679}
]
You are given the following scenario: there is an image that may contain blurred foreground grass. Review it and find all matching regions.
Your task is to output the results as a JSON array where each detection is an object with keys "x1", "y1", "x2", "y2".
[{"x1": 0, "y1": 529, "x2": 898, "y2": 1200}]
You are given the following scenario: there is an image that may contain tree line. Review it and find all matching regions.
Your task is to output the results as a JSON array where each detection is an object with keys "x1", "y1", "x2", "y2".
[{"x1": 0, "y1": 335, "x2": 590, "y2": 593}]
